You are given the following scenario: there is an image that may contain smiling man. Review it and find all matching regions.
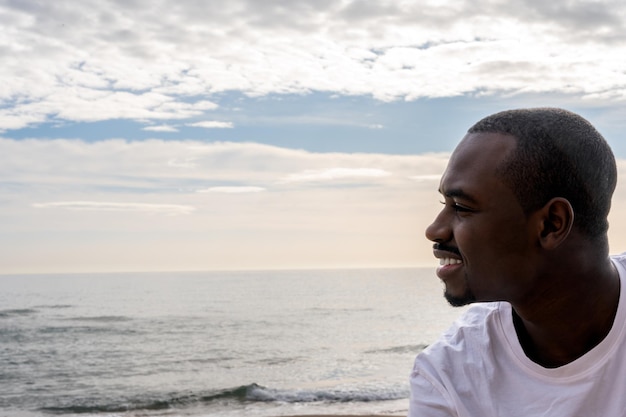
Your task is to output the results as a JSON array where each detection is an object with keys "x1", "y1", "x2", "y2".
[{"x1": 409, "y1": 108, "x2": 625, "y2": 416}]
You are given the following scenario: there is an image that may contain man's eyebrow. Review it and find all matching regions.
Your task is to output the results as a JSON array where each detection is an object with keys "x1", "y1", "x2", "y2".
[{"x1": 438, "y1": 188, "x2": 478, "y2": 204}]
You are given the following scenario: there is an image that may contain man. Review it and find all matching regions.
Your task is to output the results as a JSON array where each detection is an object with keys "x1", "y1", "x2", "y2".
[{"x1": 409, "y1": 108, "x2": 625, "y2": 416}]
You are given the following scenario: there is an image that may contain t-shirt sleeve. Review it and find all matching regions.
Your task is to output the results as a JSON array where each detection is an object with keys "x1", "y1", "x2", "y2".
[{"x1": 409, "y1": 368, "x2": 457, "y2": 417}]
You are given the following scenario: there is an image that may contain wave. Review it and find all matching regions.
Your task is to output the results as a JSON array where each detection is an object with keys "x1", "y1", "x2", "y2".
[
  {"x1": 38, "y1": 325, "x2": 139, "y2": 336},
  {"x1": 0, "y1": 305, "x2": 73, "y2": 318},
  {"x1": 36, "y1": 304, "x2": 74, "y2": 309},
  {"x1": 66, "y1": 315, "x2": 132, "y2": 323},
  {"x1": 240, "y1": 383, "x2": 407, "y2": 403},
  {"x1": 364, "y1": 344, "x2": 428, "y2": 355},
  {"x1": 0, "y1": 308, "x2": 37, "y2": 318},
  {"x1": 38, "y1": 383, "x2": 408, "y2": 414}
]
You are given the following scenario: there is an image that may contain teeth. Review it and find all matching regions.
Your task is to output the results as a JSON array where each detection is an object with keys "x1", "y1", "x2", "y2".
[{"x1": 440, "y1": 258, "x2": 462, "y2": 266}]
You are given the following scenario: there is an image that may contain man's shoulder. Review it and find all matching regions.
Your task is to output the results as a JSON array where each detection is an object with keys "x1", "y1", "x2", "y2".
[
  {"x1": 418, "y1": 302, "x2": 507, "y2": 360},
  {"x1": 454, "y1": 301, "x2": 503, "y2": 325},
  {"x1": 412, "y1": 302, "x2": 509, "y2": 388},
  {"x1": 445, "y1": 301, "x2": 505, "y2": 337},
  {"x1": 612, "y1": 252, "x2": 626, "y2": 265}
]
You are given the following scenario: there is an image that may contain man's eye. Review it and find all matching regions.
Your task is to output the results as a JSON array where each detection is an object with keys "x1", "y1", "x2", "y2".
[
  {"x1": 452, "y1": 203, "x2": 472, "y2": 213},
  {"x1": 440, "y1": 201, "x2": 472, "y2": 213}
]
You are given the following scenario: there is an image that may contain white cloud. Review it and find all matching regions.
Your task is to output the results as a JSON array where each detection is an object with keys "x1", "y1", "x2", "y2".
[
  {"x1": 197, "y1": 186, "x2": 265, "y2": 193},
  {"x1": 0, "y1": 137, "x2": 453, "y2": 272},
  {"x1": 2, "y1": 0, "x2": 626, "y2": 130},
  {"x1": 409, "y1": 175, "x2": 443, "y2": 182},
  {"x1": 32, "y1": 201, "x2": 195, "y2": 215},
  {"x1": 143, "y1": 125, "x2": 179, "y2": 132},
  {"x1": 280, "y1": 167, "x2": 392, "y2": 183},
  {"x1": 167, "y1": 157, "x2": 198, "y2": 168},
  {"x1": 0, "y1": 138, "x2": 429, "y2": 190},
  {"x1": 188, "y1": 121, "x2": 234, "y2": 129}
]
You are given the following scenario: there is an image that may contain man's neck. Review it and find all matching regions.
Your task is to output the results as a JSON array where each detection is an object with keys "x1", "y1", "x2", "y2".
[{"x1": 511, "y1": 258, "x2": 620, "y2": 368}]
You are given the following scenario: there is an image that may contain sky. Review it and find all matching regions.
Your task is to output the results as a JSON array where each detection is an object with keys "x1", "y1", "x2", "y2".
[{"x1": 2, "y1": 0, "x2": 626, "y2": 274}]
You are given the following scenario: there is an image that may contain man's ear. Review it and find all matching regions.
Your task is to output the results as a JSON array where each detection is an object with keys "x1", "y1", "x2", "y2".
[{"x1": 538, "y1": 197, "x2": 574, "y2": 249}]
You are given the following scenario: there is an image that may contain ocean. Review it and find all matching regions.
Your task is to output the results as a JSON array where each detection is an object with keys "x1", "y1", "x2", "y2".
[{"x1": 0, "y1": 268, "x2": 467, "y2": 417}]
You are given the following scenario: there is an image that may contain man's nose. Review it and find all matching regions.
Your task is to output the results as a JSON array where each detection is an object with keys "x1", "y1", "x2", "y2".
[{"x1": 425, "y1": 210, "x2": 452, "y2": 243}]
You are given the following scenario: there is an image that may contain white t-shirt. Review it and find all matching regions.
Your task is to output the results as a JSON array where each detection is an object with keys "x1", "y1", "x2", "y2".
[{"x1": 409, "y1": 253, "x2": 626, "y2": 417}]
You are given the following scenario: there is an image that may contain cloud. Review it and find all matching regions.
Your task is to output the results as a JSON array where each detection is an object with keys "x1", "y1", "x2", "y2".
[
  {"x1": 32, "y1": 201, "x2": 195, "y2": 215},
  {"x1": 197, "y1": 186, "x2": 265, "y2": 193},
  {"x1": 0, "y1": 137, "x2": 454, "y2": 272},
  {"x1": 2, "y1": 0, "x2": 626, "y2": 130},
  {"x1": 409, "y1": 175, "x2": 442, "y2": 182},
  {"x1": 167, "y1": 157, "x2": 198, "y2": 168},
  {"x1": 0, "y1": 138, "x2": 447, "y2": 193},
  {"x1": 143, "y1": 125, "x2": 179, "y2": 132},
  {"x1": 280, "y1": 168, "x2": 392, "y2": 183},
  {"x1": 188, "y1": 121, "x2": 234, "y2": 129}
]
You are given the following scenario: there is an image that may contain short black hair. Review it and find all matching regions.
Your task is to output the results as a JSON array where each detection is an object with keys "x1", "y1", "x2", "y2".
[{"x1": 468, "y1": 108, "x2": 616, "y2": 239}]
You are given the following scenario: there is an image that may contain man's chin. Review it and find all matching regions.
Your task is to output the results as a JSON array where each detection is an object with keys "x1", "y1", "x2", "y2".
[{"x1": 444, "y1": 290, "x2": 476, "y2": 307}]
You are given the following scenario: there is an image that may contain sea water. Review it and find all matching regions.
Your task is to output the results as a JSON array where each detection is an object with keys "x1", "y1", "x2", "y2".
[{"x1": 0, "y1": 268, "x2": 467, "y2": 417}]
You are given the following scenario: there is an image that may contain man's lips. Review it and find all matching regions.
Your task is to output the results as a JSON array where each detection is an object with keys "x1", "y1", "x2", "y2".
[
  {"x1": 432, "y1": 243, "x2": 463, "y2": 273},
  {"x1": 433, "y1": 243, "x2": 460, "y2": 255},
  {"x1": 433, "y1": 243, "x2": 462, "y2": 260}
]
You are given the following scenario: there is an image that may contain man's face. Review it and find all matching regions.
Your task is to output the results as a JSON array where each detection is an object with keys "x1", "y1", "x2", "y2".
[{"x1": 425, "y1": 132, "x2": 537, "y2": 306}]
